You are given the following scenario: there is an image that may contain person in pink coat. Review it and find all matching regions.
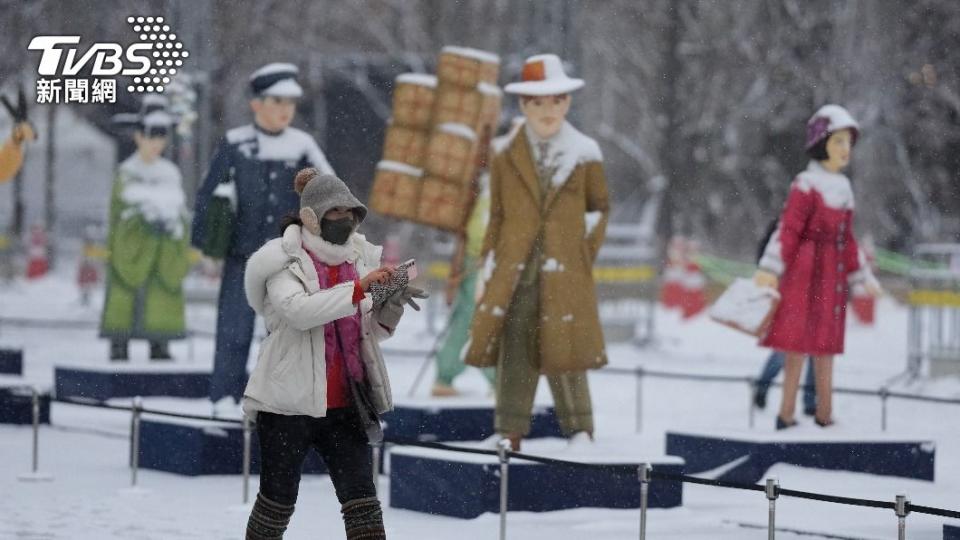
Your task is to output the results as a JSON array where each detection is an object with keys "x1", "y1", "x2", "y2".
[{"x1": 754, "y1": 104, "x2": 881, "y2": 430}]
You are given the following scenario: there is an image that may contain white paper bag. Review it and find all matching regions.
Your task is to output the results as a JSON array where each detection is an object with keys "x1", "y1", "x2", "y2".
[{"x1": 709, "y1": 278, "x2": 781, "y2": 337}]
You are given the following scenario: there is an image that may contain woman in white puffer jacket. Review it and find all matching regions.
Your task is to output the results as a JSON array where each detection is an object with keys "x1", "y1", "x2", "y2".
[{"x1": 242, "y1": 168, "x2": 426, "y2": 540}]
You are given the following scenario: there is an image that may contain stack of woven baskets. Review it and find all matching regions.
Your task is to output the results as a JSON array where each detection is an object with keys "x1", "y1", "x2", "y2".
[{"x1": 370, "y1": 46, "x2": 502, "y2": 233}]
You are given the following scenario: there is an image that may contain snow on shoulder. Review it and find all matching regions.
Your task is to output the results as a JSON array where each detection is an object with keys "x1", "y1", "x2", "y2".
[
  {"x1": 794, "y1": 160, "x2": 855, "y2": 210},
  {"x1": 544, "y1": 122, "x2": 603, "y2": 188},
  {"x1": 118, "y1": 155, "x2": 186, "y2": 238},
  {"x1": 226, "y1": 124, "x2": 329, "y2": 170},
  {"x1": 491, "y1": 118, "x2": 525, "y2": 155},
  {"x1": 396, "y1": 73, "x2": 437, "y2": 88},
  {"x1": 441, "y1": 45, "x2": 500, "y2": 64}
]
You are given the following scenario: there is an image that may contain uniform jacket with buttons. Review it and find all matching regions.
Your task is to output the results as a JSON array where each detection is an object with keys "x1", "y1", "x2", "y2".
[
  {"x1": 191, "y1": 124, "x2": 334, "y2": 257},
  {"x1": 758, "y1": 161, "x2": 876, "y2": 355}
]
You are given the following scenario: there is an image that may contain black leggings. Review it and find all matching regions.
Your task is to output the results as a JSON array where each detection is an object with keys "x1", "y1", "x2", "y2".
[{"x1": 256, "y1": 408, "x2": 376, "y2": 506}]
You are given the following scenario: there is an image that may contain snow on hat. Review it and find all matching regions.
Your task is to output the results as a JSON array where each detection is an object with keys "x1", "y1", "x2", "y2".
[
  {"x1": 140, "y1": 94, "x2": 169, "y2": 115},
  {"x1": 140, "y1": 110, "x2": 175, "y2": 138},
  {"x1": 111, "y1": 96, "x2": 174, "y2": 137},
  {"x1": 294, "y1": 168, "x2": 368, "y2": 224},
  {"x1": 806, "y1": 104, "x2": 859, "y2": 150},
  {"x1": 249, "y1": 62, "x2": 303, "y2": 98},
  {"x1": 504, "y1": 54, "x2": 584, "y2": 96}
]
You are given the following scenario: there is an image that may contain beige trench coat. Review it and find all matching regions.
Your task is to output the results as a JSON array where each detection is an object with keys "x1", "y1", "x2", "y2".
[{"x1": 465, "y1": 122, "x2": 610, "y2": 374}]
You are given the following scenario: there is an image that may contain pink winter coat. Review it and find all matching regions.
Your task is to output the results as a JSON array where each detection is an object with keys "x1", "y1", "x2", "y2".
[{"x1": 758, "y1": 161, "x2": 872, "y2": 355}]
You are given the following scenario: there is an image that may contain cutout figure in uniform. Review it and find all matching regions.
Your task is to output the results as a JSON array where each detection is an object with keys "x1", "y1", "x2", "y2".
[{"x1": 191, "y1": 63, "x2": 335, "y2": 414}]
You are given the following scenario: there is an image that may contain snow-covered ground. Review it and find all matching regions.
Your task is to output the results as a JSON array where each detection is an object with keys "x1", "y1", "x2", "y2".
[{"x1": 1, "y1": 268, "x2": 959, "y2": 539}]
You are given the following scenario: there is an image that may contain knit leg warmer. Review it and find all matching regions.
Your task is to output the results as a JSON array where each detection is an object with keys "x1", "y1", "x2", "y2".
[
  {"x1": 341, "y1": 496, "x2": 386, "y2": 540},
  {"x1": 246, "y1": 493, "x2": 295, "y2": 540}
]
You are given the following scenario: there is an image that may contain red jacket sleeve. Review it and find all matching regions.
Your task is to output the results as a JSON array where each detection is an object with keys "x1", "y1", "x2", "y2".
[
  {"x1": 758, "y1": 178, "x2": 815, "y2": 276},
  {"x1": 842, "y1": 215, "x2": 866, "y2": 282},
  {"x1": 352, "y1": 280, "x2": 366, "y2": 304}
]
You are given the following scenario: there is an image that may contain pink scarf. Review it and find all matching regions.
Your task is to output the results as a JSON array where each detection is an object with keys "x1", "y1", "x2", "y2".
[{"x1": 305, "y1": 249, "x2": 365, "y2": 382}]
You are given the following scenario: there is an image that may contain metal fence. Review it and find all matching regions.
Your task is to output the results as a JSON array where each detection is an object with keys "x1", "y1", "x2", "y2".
[
  {"x1": 13, "y1": 391, "x2": 960, "y2": 540},
  {"x1": 600, "y1": 365, "x2": 960, "y2": 434}
]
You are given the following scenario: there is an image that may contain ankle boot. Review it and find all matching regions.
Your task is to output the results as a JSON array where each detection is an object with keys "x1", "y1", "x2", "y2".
[
  {"x1": 246, "y1": 493, "x2": 295, "y2": 540},
  {"x1": 149, "y1": 341, "x2": 172, "y2": 361},
  {"x1": 110, "y1": 339, "x2": 128, "y2": 362},
  {"x1": 341, "y1": 496, "x2": 385, "y2": 539},
  {"x1": 775, "y1": 416, "x2": 797, "y2": 430}
]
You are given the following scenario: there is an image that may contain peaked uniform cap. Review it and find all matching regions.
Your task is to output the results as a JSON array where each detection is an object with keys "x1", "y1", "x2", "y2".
[
  {"x1": 504, "y1": 54, "x2": 584, "y2": 96},
  {"x1": 249, "y1": 62, "x2": 303, "y2": 98}
]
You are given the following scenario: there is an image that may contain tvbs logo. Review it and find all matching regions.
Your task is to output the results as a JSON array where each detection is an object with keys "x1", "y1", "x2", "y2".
[
  {"x1": 29, "y1": 16, "x2": 188, "y2": 103},
  {"x1": 29, "y1": 36, "x2": 152, "y2": 76}
]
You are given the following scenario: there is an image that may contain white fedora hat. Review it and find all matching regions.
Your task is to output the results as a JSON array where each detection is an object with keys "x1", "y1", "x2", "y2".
[{"x1": 504, "y1": 54, "x2": 584, "y2": 96}]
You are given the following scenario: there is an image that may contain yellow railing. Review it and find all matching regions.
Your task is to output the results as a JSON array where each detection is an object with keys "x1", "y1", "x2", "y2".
[
  {"x1": 425, "y1": 261, "x2": 657, "y2": 284},
  {"x1": 909, "y1": 289, "x2": 960, "y2": 308}
]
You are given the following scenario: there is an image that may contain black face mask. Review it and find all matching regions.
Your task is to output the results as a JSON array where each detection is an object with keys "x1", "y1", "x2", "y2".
[{"x1": 320, "y1": 217, "x2": 355, "y2": 245}]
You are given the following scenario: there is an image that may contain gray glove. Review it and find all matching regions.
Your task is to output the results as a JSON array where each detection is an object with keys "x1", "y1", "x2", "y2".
[
  {"x1": 399, "y1": 285, "x2": 429, "y2": 311},
  {"x1": 375, "y1": 286, "x2": 429, "y2": 329}
]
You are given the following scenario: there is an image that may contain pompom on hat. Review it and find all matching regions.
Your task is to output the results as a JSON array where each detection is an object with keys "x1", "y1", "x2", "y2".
[
  {"x1": 806, "y1": 104, "x2": 859, "y2": 150},
  {"x1": 294, "y1": 168, "x2": 367, "y2": 223},
  {"x1": 504, "y1": 54, "x2": 584, "y2": 96}
]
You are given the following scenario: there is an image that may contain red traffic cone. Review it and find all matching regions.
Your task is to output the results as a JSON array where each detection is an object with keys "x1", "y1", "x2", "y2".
[
  {"x1": 660, "y1": 236, "x2": 686, "y2": 309},
  {"x1": 680, "y1": 260, "x2": 708, "y2": 319},
  {"x1": 26, "y1": 225, "x2": 49, "y2": 279}
]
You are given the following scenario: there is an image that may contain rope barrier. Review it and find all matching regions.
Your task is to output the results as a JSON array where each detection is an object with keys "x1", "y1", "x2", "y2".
[
  {"x1": 907, "y1": 503, "x2": 960, "y2": 520},
  {"x1": 33, "y1": 395, "x2": 960, "y2": 520},
  {"x1": 776, "y1": 488, "x2": 895, "y2": 511},
  {"x1": 4, "y1": 315, "x2": 959, "y2": 406},
  {"x1": 54, "y1": 396, "x2": 243, "y2": 424},
  {"x1": 601, "y1": 366, "x2": 753, "y2": 384},
  {"x1": 598, "y1": 366, "x2": 960, "y2": 406}
]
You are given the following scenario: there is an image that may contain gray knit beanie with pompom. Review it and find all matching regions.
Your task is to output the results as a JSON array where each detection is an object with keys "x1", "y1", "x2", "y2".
[{"x1": 293, "y1": 168, "x2": 367, "y2": 223}]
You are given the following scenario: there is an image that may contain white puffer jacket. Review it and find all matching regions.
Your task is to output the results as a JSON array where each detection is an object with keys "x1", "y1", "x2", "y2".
[{"x1": 242, "y1": 224, "x2": 393, "y2": 419}]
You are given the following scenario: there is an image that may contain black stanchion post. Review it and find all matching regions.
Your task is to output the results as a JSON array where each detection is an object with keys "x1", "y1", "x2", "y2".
[
  {"x1": 896, "y1": 494, "x2": 909, "y2": 540},
  {"x1": 638, "y1": 463, "x2": 651, "y2": 540},
  {"x1": 635, "y1": 367, "x2": 644, "y2": 433},
  {"x1": 18, "y1": 387, "x2": 51, "y2": 482},
  {"x1": 765, "y1": 477, "x2": 779, "y2": 540},
  {"x1": 242, "y1": 414, "x2": 252, "y2": 505},
  {"x1": 31, "y1": 386, "x2": 39, "y2": 473},
  {"x1": 497, "y1": 439, "x2": 511, "y2": 540},
  {"x1": 880, "y1": 387, "x2": 889, "y2": 432},
  {"x1": 131, "y1": 396, "x2": 142, "y2": 487},
  {"x1": 371, "y1": 440, "x2": 383, "y2": 495},
  {"x1": 128, "y1": 399, "x2": 136, "y2": 468}
]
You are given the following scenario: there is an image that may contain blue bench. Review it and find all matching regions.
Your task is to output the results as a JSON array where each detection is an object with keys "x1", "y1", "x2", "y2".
[
  {"x1": 0, "y1": 348, "x2": 22, "y2": 375},
  {"x1": 389, "y1": 443, "x2": 684, "y2": 518},
  {"x1": 666, "y1": 430, "x2": 935, "y2": 484},
  {"x1": 382, "y1": 399, "x2": 562, "y2": 442},
  {"x1": 55, "y1": 365, "x2": 210, "y2": 401},
  {"x1": 138, "y1": 417, "x2": 330, "y2": 476},
  {"x1": 0, "y1": 383, "x2": 50, "y2": 425}
]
